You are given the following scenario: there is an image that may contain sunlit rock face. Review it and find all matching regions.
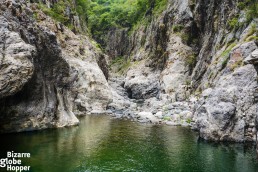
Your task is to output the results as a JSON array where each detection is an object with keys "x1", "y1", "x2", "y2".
[
  {"x1": 105, "y1": 0, "x2": 258, "y2": 142},
  {"x1": 0, "y1": 1, "x2": 112, "y2": 133},
  {"x1": 0, "y1": 22, "x2": 35, "y2": 99}
]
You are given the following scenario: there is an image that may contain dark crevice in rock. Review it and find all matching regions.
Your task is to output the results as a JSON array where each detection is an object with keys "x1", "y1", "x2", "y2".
[
  {"x1": 96, "y1": 54, "x2": 109, "y2": 80},
  {"x1": 126, "y1": 88, "x2": 133, "y2": 99}
]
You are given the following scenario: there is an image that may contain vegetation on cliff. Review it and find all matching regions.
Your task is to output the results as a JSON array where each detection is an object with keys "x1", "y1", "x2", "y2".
[
  {"x1": 85, "y1": 0, "x2": 167, "y2": 44},
  {"x1": 37, "y1": 0, "x2": 167, "y2": 45}
]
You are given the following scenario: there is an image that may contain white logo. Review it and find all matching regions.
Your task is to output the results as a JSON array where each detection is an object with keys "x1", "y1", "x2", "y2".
[{"x1": 0, "y1": 151, "x2": 31, "y2": 172}]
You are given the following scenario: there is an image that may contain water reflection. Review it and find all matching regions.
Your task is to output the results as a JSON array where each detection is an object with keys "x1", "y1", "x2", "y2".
[
  {"x1": 0, "y1": 115, "x2": 258, "y2": 172},
  {"x1": 0, "y1": 115, "x2": 112, "y2": 172}
]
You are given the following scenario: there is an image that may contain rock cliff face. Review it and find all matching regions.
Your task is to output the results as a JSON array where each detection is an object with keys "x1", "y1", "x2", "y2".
[
  {"x1": 107, "y1": 0, "x2": 198, "y2": 102},
  {"x1": 1, "y1": 0, "x2": 258, "y2": 144},
  {"x1": 0, "y1": 0, "x2": 112, "y2": 133},
  {"x1": 106, "y1": 0, "x2": 258, "y2": 142}
]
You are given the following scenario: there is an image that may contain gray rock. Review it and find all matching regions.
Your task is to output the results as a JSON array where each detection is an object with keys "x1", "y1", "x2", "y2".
[
  {"x1": 165, "y1": 121, "x2": 180, "y2": 126},
  {"x1": 207, "y1": 102, "x2": 236, "y2": 130},
  {"x1": 244, "y1": 49, "x2": 258, "y2": 64},
  {"x1": 0, "y1": 1, "x2": 111, "y2": 133},
  {"x1": 113, "y1": 113, "x2": 123, "y2": 119},
  {"x1": 137, "y1": 111, "x2": 159, "y2": 124},
  {"x1": 193, "y1": 64, "x2": 258, "y2": 142},
  {"x1": 124, "y1": 63, "x2": 161, "y2": 99},
  {"x1": 0, "y1": 29, "x2": 34, "y2": 99},
  {"x1": 235, "y1": 41, "x2": 257, "y2": 59},
  {"x1": 155, "y1": 111, "x2": 163, "y2": 119},
  {"x1": 90, "y1": 110, "x2": 107, "y2": 115}
]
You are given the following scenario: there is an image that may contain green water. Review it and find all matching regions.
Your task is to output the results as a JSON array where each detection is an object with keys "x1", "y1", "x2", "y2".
[{"x1": 1, "y1": 115, "x2": 258, "y2": 172}]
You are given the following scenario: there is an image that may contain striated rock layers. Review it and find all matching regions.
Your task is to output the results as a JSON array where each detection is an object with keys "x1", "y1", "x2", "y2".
[{"x1": 0, "y1": 1, "x2": 112, "y2": 133}]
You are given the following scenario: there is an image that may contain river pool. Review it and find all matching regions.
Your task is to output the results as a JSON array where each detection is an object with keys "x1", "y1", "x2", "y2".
[{"x1": 0, "y1": 115, "x2": 258, "y2": 172}]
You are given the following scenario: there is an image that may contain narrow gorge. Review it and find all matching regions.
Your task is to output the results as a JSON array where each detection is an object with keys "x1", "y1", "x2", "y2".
[{"x1": 0, "y1": 0, "x2": 258, "y2": 171}]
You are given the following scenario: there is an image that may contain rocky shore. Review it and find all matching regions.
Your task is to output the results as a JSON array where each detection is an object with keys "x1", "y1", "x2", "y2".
[{"x1": 107, "y1": 75, "x2": 195, "y2": 127}]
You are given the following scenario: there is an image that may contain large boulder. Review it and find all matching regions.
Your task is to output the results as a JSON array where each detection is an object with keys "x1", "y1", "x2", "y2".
[
  {"x1": 0, "y1": 23, "x2": 34, "y2": 99},
  {"x1": 244, "y1": 49, "x2": 258, "y2": 64},
  {"x1": 193, "y1": 64, "x2": 257, "y2": 142},
  {"x1": 124, "y1": 62, "x2": 160, "y2": 99}
]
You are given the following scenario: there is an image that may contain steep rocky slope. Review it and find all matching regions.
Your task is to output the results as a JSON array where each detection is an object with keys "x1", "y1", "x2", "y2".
[
  {"x1": 106, "y1": 0, "x2": 258, "y2": 142},
  {"x1": 0, "y1": 0, "x2": 112, "y2": 133}
]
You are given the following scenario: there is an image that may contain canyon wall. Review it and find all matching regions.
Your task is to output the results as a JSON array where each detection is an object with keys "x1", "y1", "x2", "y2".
[
  {"x1": 0, "y1": 0, "x2": 112, "y2": 133},
  {"x1": 106, "y1": 0, "x2": 258, "y2": 142}
]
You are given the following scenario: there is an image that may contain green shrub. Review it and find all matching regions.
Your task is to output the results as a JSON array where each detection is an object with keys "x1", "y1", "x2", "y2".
[
  {"x1": 172, "y1": 24, "x2": 184, "y2": 33},
  {"x1": 186, "y1": 118, "x2": 191, "y2": 124},
  {"x1": 185, "y1": 80, "x2": 191, "y2": 86},
  {"x1": 237, "y1": 2, "x2": 246, "y2": 10},
  {"x1": 39, "y1": 2, "x2": 70, "y2": 25},
  {"x1": 246, "y1": 36, "x2": 258, "y2": 42},
  {"x1": 109, "y1": 56, "x2": 131, "y2": 75},
  {"x1": 219, "y1": 42, "x2": 237, "y2": 70},
  {"x1": 163, "y1": 116, "x2": 171, "y2": 121},
  {"x1": 237, "y1": 0, "x2": 258, "y2": 23},
  {"x1": 181, "y1": 33, "x2": 190, "y2": 43},
  {"x1": 153, "y1": 0, "x2": 168, "y2": 16},
  {"x1": 84, "y1": 0, "x2": 168, "y2": 42},
  {"x1": 220, "y1": 42, "x2": 237, "y2": 58},
  {"x1": 228, "y1": 17, "x2": 239, "y2": 29},
  {"x1": 221, "y1": 49, "x2": 231, "y2": 58},
  {"x1": 246, "y1": 1, "x2": 258, "y2": 23},
  {"x1": 221, "y1": 57, "x2": 229, "y2": 70},
  {"x1": 118, "y1": 60, "x2": 131, "y2": 75},
  {"x1": 220, "y1": 43, "x2": 235, "y2": 71},
  {"x1": 185, "y1": 54, "x2": 197, "y2": 67}
]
